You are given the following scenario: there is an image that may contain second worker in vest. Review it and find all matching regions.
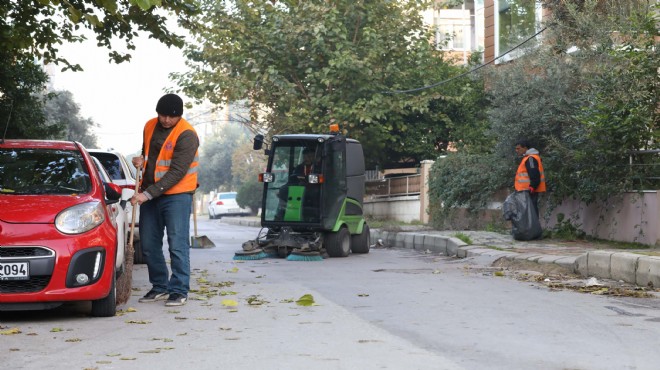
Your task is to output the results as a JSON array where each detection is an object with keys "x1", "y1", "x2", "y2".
[
  {"x1": 514, "y1": 139, "x2": 546, "y2": 218},
  {"x1": 131, "y1": 93, "x2": 200, "y2": 307}
]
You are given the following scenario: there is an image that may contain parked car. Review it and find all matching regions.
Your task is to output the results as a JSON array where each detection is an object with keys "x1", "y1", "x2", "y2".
[
  {"x1": 91, "y1": 156, "x2": 129, "y2": 265},
  {"x1": 208, "y1": 191, "x2": 251, "y2": 219},
  {"x1": 0, "y1": 140, "x2": 127, "y2": 317},
  {"x1": 88, "y1": 148, "x2": 144, "y2": 264}
]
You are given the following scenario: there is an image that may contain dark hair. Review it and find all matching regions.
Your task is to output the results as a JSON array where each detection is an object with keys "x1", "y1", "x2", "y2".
[{"x1": 514, "y1": 139, "x2": 531, "y2": 149}]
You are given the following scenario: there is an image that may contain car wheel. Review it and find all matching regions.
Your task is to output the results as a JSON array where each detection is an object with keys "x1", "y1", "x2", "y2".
[
  {"x1": 325, "y1": 226, "x2": 351, "y2": 257},
  {"x1": 208, "y1": 210, "x2": 215, "y2": 220},
  {"x1": 133, "y1": 238, "x2": 145, "y2": 265},
  {"x1": 91, "y1": 272, "x2": 117, "y2": 317},
  {"x1": 351, "y1": 223, "x2": 370, "y2": 254}
]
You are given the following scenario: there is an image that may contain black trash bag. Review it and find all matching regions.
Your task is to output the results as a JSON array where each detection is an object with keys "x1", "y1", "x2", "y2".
[{"x1": 502, "y1": 191, "x2": 542, "y2": 241}]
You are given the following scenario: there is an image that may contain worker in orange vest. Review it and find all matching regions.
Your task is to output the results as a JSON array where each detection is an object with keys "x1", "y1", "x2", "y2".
[
  {"x1": 131, "y1": 93, "x2": 199, "y2": 307},
  {"x1": 514, "y1": 139, "x2": 546, "y2": 217}
]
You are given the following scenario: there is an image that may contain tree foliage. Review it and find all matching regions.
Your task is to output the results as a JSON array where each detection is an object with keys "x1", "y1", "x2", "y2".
[
  {"x1": 175, "y1": 0, "x2": 487, "y2": 168},
  {"x1": 428, "y1": 0, "x2": 659, "y2": 220},
  {"x1": 197, "y1": 124, "x2": 252, "y2": 193},
  {"x1": 0, "y1": 0, "x2": 199, "y2": 71},
  {"x1": 1, "y1": 0, "x2": 199, "y2": 141},
  {"x1": 43, "y1": 90, "x2": 99, "y2": 148}
]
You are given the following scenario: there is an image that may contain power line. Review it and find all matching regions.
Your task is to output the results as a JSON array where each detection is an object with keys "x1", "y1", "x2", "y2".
[{"x1": 384, "y1": 25, "x2": 550, "y2": 94}]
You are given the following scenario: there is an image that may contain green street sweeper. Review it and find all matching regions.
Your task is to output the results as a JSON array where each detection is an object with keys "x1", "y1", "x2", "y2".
[{"x1": 235, "y1": 125, "x2": 370, "y2": 261}]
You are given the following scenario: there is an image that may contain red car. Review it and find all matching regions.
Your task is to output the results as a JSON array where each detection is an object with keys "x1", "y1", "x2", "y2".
[{"x1": 0, "y1": 140, "x2": 125, "y2": 317}]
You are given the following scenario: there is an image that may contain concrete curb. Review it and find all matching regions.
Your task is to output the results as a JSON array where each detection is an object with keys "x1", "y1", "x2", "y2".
[
  {"x1": 219, "y1": 218, "x2": 659, "y2": 288},
  {"x1": 370, "y1": 229, "x2": 660, "y2": 288}
]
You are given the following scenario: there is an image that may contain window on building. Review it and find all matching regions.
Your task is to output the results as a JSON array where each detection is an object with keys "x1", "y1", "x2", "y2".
[
  {"x1": 437, "y1": 10, "x2": 470, "y2": 50},
  {"x1": 496, "y1": 0, "x2": 542, "y2": 60}
]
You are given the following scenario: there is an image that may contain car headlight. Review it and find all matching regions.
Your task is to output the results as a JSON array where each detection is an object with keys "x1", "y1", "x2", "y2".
[{"x1": 55, "y1": 201, "x2": 105, "y2": 234}]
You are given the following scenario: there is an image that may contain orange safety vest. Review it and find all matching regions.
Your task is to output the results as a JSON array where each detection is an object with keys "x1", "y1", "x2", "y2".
[
  {"x1": 515, "y1": 154, "x2": 546, "y2": 192},
  {"x1": 141, "y1": 117, "x2": 199, "y2": 195}
]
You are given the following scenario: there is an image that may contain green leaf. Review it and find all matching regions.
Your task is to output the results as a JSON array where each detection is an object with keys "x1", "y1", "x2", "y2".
[{"x1": 295, "y1": 294, "x2": 317, "y2": 306}]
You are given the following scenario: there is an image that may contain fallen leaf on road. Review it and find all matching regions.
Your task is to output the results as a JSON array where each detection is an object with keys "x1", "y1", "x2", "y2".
[
  {"x1": 222, "y1": 299, "x2": 238, "y2": 307},
  {"x1": 65, "y1": 338, "x2": 82, "y2": 342},
  {"x1": 357, "y1": 293, "x2": 369, "y2": 297},
  {"x1": 296, "y1": 294, "x2": 317, "y2": 306},
  {"x1": 50, "y1": 328, "x2": 64, "y2": 332},
  {"x1": 125, "y1": 320, "x2": 151, "y2": 324},
  {"x1": 247, "y1": 295, "x2": 268, "y2": 305},
  {"x1": 139, "y1": 349, "x2": 161, "y2": 354},
  {"x1": 226, "y1": 267, "x2": 239, "y2": 273},
  {"x1": 1, "y1": 328, "x2": 21, "y2": 335}
]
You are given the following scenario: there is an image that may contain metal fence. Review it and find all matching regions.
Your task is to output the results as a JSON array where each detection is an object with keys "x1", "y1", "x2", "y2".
[{"x1": 365, "y1": 174, "x2": 422, "y2": 198}]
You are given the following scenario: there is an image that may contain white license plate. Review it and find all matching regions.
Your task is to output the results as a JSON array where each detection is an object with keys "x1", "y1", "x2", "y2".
[
  {"x1": 228, "y1": 208, "x2": 240, "y2": 213},
  {"x1": 0, "y1": 262, "x2": 29, "y2": 280}
]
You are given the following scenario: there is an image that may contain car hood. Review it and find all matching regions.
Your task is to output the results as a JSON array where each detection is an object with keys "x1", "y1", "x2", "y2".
[{"x1": 0, "y1": 194, "x2": 97, "y2": 223}]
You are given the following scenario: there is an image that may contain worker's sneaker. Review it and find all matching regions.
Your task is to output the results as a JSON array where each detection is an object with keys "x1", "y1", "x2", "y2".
[
  {"x1": 138, "y1": 289, "x2": 169, "y2": 303},
  {"x1": 165, "y1": 293, "x2": 188, "y2": 307}
]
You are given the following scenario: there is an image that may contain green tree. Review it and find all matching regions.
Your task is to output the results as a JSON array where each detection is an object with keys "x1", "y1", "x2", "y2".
[
  {"x1": 0, "y1": 50, "x2": 61, "y2": 140},
  {"x1": 1, "y1": 0, "x2": 200, "y2": 140},
  {"x1": 175, "y1": 0, "x2": 487, "y2": 168},
  {"x1": 197, "y1": 124, "x2": 251, "y2": 193},
  {"x1": 232, "y1": 141, "x2": 267, "y2": 213},
  {"x1": 0, "y1": 0, "x2": 199, "y2": 71},
  {"x1": 43, "y1": 90, "x2": 99, "y2": 148},
  {"x1": 428, "y1": 0, "x2": 658, "y2": 223}
]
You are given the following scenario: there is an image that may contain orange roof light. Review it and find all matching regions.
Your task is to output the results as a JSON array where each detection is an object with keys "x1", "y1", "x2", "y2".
[{"x1": 329, "y1": 124, "x2": 340, "y2": 133}]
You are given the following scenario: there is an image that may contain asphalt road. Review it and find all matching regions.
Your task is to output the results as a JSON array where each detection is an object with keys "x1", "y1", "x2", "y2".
[{"x1": 2, "y1": 218, "x2": 660, "y2": 370}]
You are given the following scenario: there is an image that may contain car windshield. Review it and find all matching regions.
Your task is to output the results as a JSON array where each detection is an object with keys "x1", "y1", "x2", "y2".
[
  {"x1": 0, "y1": 148, "x2": 91, "y2": 195},
  {"x1": 262, "y1": 142, "x2": 322, "y2": 223}
]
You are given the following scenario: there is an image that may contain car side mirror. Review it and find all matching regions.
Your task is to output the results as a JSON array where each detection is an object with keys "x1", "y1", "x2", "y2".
[
  {"x1": 104, "y1": 182, "x2": 122, "y2": 204},
  {"x1": 253, "y1": 134, "x2": 264, "y2": 150}
]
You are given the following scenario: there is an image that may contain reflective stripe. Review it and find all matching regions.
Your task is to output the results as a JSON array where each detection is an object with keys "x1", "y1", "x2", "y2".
[
  {"x1": 155, "y1": 166, "x2": 197, "y2": 179},
  {"x1": 514, "y1": 154, "x2": 546, "y2": 192},
  {"x1": 141, "y1": 117, "x2": 199, "y2": 194}
]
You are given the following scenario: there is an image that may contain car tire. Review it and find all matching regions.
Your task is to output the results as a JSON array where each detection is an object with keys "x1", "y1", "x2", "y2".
[
  {"x1": 133, "y1": 238, "x2": 145, "y2": 265},
  {"x1": 91, "y1": 272, "x2": 117, "y2": 317},
  {"x1": 208, "y1": 210, "x2": 215, "y2": 220},
  {"x1": 351, "y1": 223, "x2": 370, "y2": 254},
  {"x1": 325, "y1": 226, "x2": 351, "y2": 257}
]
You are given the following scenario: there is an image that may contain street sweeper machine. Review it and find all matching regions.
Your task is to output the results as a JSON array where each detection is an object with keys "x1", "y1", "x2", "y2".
[{"x1": 235, "y1": 125, "x2": 370, "y2": 261}]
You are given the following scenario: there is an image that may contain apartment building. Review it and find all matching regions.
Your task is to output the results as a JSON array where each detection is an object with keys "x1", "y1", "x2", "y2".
[{"x1": 425, "y1": 0, "x2": 548, "y2": 64}]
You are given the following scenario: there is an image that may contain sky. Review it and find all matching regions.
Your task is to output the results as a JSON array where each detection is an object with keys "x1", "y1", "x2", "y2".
[{"x1": 49, "y1": 32, "x2": 190, "y2": 156}]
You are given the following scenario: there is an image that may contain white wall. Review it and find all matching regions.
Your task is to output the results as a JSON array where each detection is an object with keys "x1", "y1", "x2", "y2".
[{"x1": 363, "y1": 195, "x2": 421, "y2": 223}]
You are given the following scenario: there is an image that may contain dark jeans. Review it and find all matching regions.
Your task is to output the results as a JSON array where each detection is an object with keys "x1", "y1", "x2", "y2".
[{"x1": 139, "y1": 193, "x2": 192, "y2": 296}]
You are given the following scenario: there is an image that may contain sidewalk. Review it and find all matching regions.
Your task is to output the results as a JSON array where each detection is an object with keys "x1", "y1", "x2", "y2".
[{"x1": 220, "y1": 217, "x2": 660, "y2": 288}]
